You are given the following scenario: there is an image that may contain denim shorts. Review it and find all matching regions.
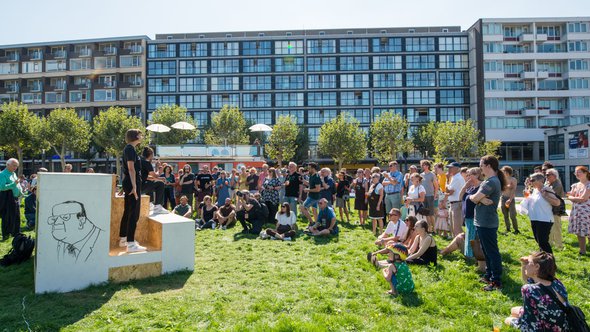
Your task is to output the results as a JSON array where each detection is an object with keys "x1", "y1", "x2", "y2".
[{"x1": 303, "y1": 197, "x2": 319, "y2": 209}]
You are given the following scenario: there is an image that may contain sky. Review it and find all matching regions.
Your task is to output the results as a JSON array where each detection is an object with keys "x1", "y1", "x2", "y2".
[{"x1": 1, "y1": 0, "x2": 589, "y2": 45}]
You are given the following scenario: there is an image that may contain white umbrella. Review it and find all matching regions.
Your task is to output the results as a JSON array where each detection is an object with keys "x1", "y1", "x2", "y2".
[
  {"x1": 249, "y1": 123, "x2": 273, "y2": 132},
  {"x1": 146, "y1": 124, "x2": 171, "y2": 133},
  {"x1": 171, "y1": 121, "x2": 196, "y2": 130}
]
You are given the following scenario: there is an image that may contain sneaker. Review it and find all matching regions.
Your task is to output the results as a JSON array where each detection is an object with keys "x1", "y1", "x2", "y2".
[
  {"x1": 127, "y1": 241, "x2": 147, "y2": 253},
  {"x1": 211, "y1": 222, "x2": 217, "y2": 229},
  {"x1": 150, "y1": 204, "x2": 167, "y2": 215},
  {"x1": 283, "y1": 237, "x2": 292, "y2": 241},
  {"x1": 222, "y1": 225, "x2": 227, "y2": 230},
  {"x1": 479, "y1": 276, "x2": 492, "y2": 284},
  {"x1": 259, "y1": 231, "x2": 269, "y2": 239},
  {"x1": 119, "y1": 237, "x2": 127, "y2": 248},
  {"x1": 482, "y1": 282, "x2": 502, "y2": 291}
]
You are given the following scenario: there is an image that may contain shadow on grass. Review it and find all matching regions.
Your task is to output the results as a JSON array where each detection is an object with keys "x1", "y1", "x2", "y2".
[
  {"x1": 398, "y1": 291, "x2": 424, "y2": 307},
  {"x1": 301, "y1": 234, "x2": 340, "y2": 245}
]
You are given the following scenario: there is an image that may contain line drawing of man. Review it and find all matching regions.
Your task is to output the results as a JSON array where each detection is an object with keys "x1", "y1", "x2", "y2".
[{"x1": 46, "y1": 201, "x2": 102, "y2": 263}]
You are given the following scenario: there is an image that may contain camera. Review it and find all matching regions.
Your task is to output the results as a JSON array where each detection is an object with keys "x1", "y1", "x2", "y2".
[{"x1": 236, "y1": 191, "x2": 244, "y2": 198}]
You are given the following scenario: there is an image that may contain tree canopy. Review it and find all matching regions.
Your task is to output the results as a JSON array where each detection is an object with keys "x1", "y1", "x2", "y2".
[
  {"x1": 40, "y1": 108, "x2": 91, "y2": 170},
  {"x1": 150, "y1": 105, "x2": 198, "y2": 145},
  {"x1": 370, "y1": 112, "x2": 413, "y2": 163},
  {"x1": 318, "y1": 114, "x2": 367, "y2": 169},
  {"x1": 266, "y1": 115, "x2": 299, "y2": 167},
  {"x1": 204, "y1": 105, "x2": 249, "y2": 145}
]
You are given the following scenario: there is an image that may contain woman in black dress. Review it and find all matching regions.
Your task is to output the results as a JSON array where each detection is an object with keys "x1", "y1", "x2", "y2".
[
  {"x1": 368, "y1": 173, "x2": 385, "y2": 236},
  {"x1": 353, "y1": 169, "x2": 368, "y2": 225}
]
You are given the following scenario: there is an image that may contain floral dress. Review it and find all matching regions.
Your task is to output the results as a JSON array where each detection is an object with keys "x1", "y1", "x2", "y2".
[
  {"x1": 262, "y1": 178, "x2": 281, "y2": 206},
  {"x1": 568, "y1": 182, "x2": 590, "y2": 237},
  {"x1": 514, "y1": 279, "x2": 569, "y2": 332}
]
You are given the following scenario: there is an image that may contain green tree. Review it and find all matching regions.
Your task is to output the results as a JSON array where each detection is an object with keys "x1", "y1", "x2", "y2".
[
  {"x1": 40, "y1": 108, "x2": 91, "y2": 170},
  {"x1": 478, "y1": 140, "x2": 502, "y2": 159},
  {"x1": 412, "y1": 122, "x2": 438, "y2": 159},
  {"x1": 318, "y1": 114, "x2": 367, "y2": 170},
  {"x1": 93, "y1": 106, "x2": 144, "y2": 177},
  {"x1": 432, "y1": 120, "x2": 480, "y2": 162},
  {"x1": 150, "y1": 105, "x2": 198, "y2": 145},
  {"x1": 293, "y1": 128, "x2": 310, "y2": 164},
  {"x1": 266, "y1": 115, "x2": 299, "y2": 167},
  {"x1": 370, "y1": 112, "x2": 413, "y2": 163},
  {"x1": 0, "y1": 102, "x2": 46, "y2": 176},
  {"x1": 204, "y1": 105, "x2": 249, "y2": 145}
]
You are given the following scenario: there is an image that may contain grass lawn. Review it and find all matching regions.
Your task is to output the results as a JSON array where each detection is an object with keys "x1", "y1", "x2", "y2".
[{"x1": 0, "y1": 204, "x2": 589, "y2": 331}]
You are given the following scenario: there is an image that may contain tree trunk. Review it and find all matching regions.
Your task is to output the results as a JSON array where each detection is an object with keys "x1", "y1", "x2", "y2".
[
  {"x1": 16, "y1": 147, "x2": 23, "y2": 177},
  {"x1": 337, "y1": 160, "x2": 343, "y2": 171},
  {"x1": 60, "y1": 145, "x2": 66, "y2": 171}
]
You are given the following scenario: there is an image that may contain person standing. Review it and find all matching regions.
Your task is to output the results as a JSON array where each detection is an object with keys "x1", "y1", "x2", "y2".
[
  {"x1": 0, "y1": 158, "x2": 22, "y2": 240},
  {"x1": 261, "y1": 168, "x2": 281, "y2": 224},
  {"x1": 179, "y1": 165, "x2": 195, "y2": 208},
  {"x1": 567, "y1": 166, "x2": 590, "y2": 255},
  {"x1": 524, "y1": 173, "x2": 561, "y2": 254},
  {"x1": 420, "y1": 160, "x2": 438, "y2": 232},
  {"x1": 247, "y1": 168, "x2": 259, "y2": 194},
  {"x1": 382, "y1": 161, "x2": 404, "y2": 213},
  {"x1": 353, "y1": 169, "x2": 368, "y2": 226},
  {"x1": 545, "y1": 169, "x2": 564, "y2": 250},
  {"x1": 445, "y1": 162, "x2": 466, "y2": 237},
  {"x1": 161, "y1": 165, "x2": 176, "y2": 210},
  {"x1": 119, "y1": 129, "x2": 146, "y2": 252},
  {"x1": 469, "y1": 155, "x2": 506, "y2": 291},
  {"x1": 335, "y1": 171, "x2": 351, "y2": 223},
  {"x1": 368, "y1": 173, "x2": 385, "y2": 236},
  {"x1": 283, "y1": 162, "x2": 303, "y2": 218},
  {"x1": 140, "y1": 147, "x2": 165, "y2": 212},
  {"x1": 500, "y1": 166, "x2": 519, "y2": 234},
  {"x1": 215, "y1": 171, "x2": 231, "y2": 207},
  {"x1": 459, "y1": 167, "x2": 483, "y2": 258},
  {"x1": 301, "y1": 162, "x2": 322, "y2": 225}
]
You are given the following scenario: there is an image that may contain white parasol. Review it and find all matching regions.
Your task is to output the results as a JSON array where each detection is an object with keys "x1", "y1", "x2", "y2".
[
  {"x1": 146, "y1": 124, "x2": 171, "y2": 133},
  {"x1": 249, "y1": 123, "x2": 273, "y2": 132},
  {"x1": 171, "y1": 121, "x2": 196, "y2": 130}
]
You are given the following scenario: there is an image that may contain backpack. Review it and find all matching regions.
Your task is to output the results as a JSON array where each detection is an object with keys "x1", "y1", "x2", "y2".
[
  {"x1": 258, "y1": 201, "x2": 269, "y2": 221},
  {"x1": 550, "y1": 192, "x2": 568, "y2": 216},
  {"x1": 541, "y1": 284, "x2": 590, "y2": 332},
  {"x1": 0, "y1": 233, "x2": 35, "y2": 267}
]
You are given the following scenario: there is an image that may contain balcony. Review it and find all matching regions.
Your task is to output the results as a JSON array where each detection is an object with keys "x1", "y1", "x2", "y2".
[
  {"x1": 46, "y1": 50, "x2": 67, "y2": 60},
  {"x1": 522, "y1": 108, "x2": 538, "y2": 116},
  {"x1": 537, "y1": 71, "x2": 549, "y2": 80},
  {"x1": 520, "y1": 71, "x2": 536, "y2": 79},
  {"x1": 97, "y1": 47, "x2": 117, "y2": 56},
  {"x1": 518, "y1": 33, "x2": 535, "y2": 42},
  {"x1": 0, "y1": 86, "x2": 18, "y2": 94},
  {"x1": 0, "y1": 54, "x2": 19, "y2": 62},
  {"x1": 71, "y1": 49, "x2": 92, "y2": 58},
  {"x1": 95, "y1": 81, "x2": 117, "y2": 89},
  {"x1": 118, "y1": 79, "x2": 143, "y2": 88},
  {"x1": 72, "y1": 82, "x2": 92, "y2": 89},
  {"x1": 536, "y1": 34, "x2": 548, "y2": 42},
  {"x1": 505, "y1": 110, "x2": 522, "y2": 116},
  {"x1": 21, "y1": 85, "x2": 43, "y2": 93},
  {"x1": 130, "y1": 45, "x2": 143, "y2": 54},
  {"x1": 46, "y1": 83, "x2": 67, "y2": 91},
  {"x1": 28, "y1": 52, "x2": 43, "y2": 60}
]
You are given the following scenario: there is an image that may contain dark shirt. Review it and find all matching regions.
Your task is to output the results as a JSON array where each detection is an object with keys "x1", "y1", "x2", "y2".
[
  {"x1": 320, "y1": 176, "x2": 335, "y2": 202},
  {"x1": 122, "y1": 144, "x2": 141, "y2": 192},
  {"x1": 173, "y1": 204, "x2": 190, "y2": 216},
  {"x1": 180, "y1": 173, "x2": 195, "y2": 194},
  {"x1": 474, "y1": 176, "x2": 501, "y2": 228},
  {"x1": 462, "y1": 185, "x2": 480, "y2": 220},
  {"x1": 246, "y1": 198, "x2": 261, "y2": 219},
  {"x1": 199, "y1": 203, "x2": 218, "y2": 222},
  {"x1": 308, "y1": 173, "x2": 322, "y2": 200},
  {"x1": 140, "y1": 157, "x2": 153, "y2": 184},
  {"x1": 24, "y1": 193, "x2": 36, "y2": 214},
  {"x1": 285, "y1": 172, "x2": 303, "y2": 198},
  {"x1": 219, "y1": 204, "x2": 235, "y2": 217},
  {"x1": 336, "y1": 179, "x2": 350, "y2": 198},
  {"x1": 196, "y1": 173, "x2": 213, "y2": 192},
  {"x1": 161, "y1": 173, "x2": 175, "y2": 185},
  {"x1": 247, "y1": 174, "x2": 259, "y2": 191}
]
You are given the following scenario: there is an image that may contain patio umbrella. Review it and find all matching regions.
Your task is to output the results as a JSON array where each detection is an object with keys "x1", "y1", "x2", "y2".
[
  {"x1": 146, "y1": 124, "x2": 171, "y2": 133},
  {"x1": 249, "y1": 123, "x2": 273, "y2": 132},
  {"x1": 171, "y1": 121, "x2": 196, "y2": 130}
]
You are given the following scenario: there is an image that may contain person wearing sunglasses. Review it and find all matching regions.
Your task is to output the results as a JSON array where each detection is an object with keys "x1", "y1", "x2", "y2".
[
  {"x1": 264, "y1": 202, "x2": 297, "y2": 240},
  {"x1": 375, "y1": 208, "x2": 408, "y2": 247},
  {"x1": 525, "y1": 173, "x2": 561, "y2": 254}
]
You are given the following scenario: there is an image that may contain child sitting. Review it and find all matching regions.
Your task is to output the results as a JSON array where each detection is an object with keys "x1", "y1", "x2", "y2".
[
  {"x1": 434, "y1": 202, "x2": 451, "y2": 239},
  {"x1": 382, "y1": 243, "x2": 414, "y2": 296}
]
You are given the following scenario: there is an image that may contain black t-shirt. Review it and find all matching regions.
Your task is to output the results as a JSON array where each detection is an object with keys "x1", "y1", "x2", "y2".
[
  {"x1": 247, "y1": 174, "x2": 259, "y2": 191},
  {"x1": 122, "y1": 144, "x2": 141, "y2": 192},
  {"x1": 180, "y1": 173, "x2": 195, "y2": 194},
  {"x1": 336, "y1": 179, "x2": 350, "y2": 198},
  {"x1": 199, "y1": 203, "x2": 218, "y2": 222},
  {"x1": 285, "y1": 172, "x2": 303, "y2": 198},
  {"x1": 196, "y1": 173, "x2": 213, "y2": 192},
  {"x1": 246, "y1": 198, "x2": 261, "y2": 219},
  {"x1": 140, "y1": 157, "x2": 154, "y2": 184}
]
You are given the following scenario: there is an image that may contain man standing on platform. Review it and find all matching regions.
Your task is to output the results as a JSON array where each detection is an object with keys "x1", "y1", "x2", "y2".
[
  {"x1": 382, "y1": 161, "x2": 403, "y2": 213},
  {"x1": 0, "y1": 158, "x2": 22, "y2": 240}
]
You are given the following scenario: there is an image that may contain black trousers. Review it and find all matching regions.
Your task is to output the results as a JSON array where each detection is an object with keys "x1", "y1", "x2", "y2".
[
  {"x1": 265, "y1": 201, "x2": 278, "y2": 225},
  {"x1": 0, "y1": 191, "x2": 20, "y2": 238},
  {"x1": 119, "y1": 187, "x2": 141, "y2": 242},
  {"x1": 163, "y1": 187, "x2": 175, "y2": 210},
  {"x1": 531, "y1": 220, "x2": 553, "y2": 254},
  {"x1": 142, "y1": 181, "x2": 165, "y2": 206},
  {"x1": 236, "y1": 209, "x2": 262, "y2": 234}
]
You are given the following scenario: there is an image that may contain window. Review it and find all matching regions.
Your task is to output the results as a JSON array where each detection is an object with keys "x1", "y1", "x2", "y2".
[
  {"x1": 210, "y1": 42, "x2": 239, "y2": 56},
  {"x1": 538, "y1": 80, "x2": 567, "y2": 90},
  {"x1": 276, "y1": 110, "x2": 304, "y2": 124},
  {"x1": 484, "y1": 61, "x2": 503, "y2": 72},
  {"x1": 483, "y1": 23, "x2": 502, "y2": 35},
  {"x1": 440, "y1": 107, "x2": 467, "y2": 122},
  {"x1": 275, "y1": 40, "x2": 303, "y2": 55},
  {"x1": 407, "y1": 90, "x2": 436, "y2": 105},
  {"x1": 569, "y1": 97, "x2": 590, "y2": 109},
  {"x1": 148, "y1": 95, "x2": 176, "y2": 109},
  {"x1": 211, "y1": 94, "x2": 239, "y2": 108},
  {"x1": 341, "y1": 74, "x2": 370, "y2": 88},
  {"x1": 405, "y1": 37, "x2": 435, "y2": 52},
  {"x1": 94, "y1": 89, "x2": 116, "y2": 101},
  {"x1": 440, "y1": 90, "x2": 466, "y2": 104},
  {"x1": 22, "y1": 61, "x2": 42, "y2": 73},
  {"x1": 307, "y1": 39, "x2": 336, "y2": 54},
  {"x1": 439, "y1": 72, "x2": 468, "y2": 87},
  {"x1": 407, "y1": 108, "x2": 436, "y2": 123},
  {"x1": 341, "y1": 109, "x2": 370, "y2": 123},
  {"x1": 21, "y1": 93, "x2": 42, "y2": 104},
  {"x1": 275, "y1": 57, "x2": 304, "y2": 72},
  {"x1": 27, "y1": 79, "x2": 42, "y2": 91},
  {"x1": 307, "y1": 74, "x2": 336, "y2": 89},
  {"x1": 340, "y1": 56, "x2": 369, "y2": 71},
  {"x1": 406, "y1": 72, "x2": 436, "y2": 87},
  {"x1": 193, "y1": 111, "x2": 209, "y2": 126},
  {"x1": 242, "y1": 58, "x2": 271, "y2": 73},
  {"x1": 308, "y1": 92, "x2": 336, "y2": 106},
  {"x1": 569, "y1": 60, "x2": 589, "y2": 71},
  {"x1": 483, "y1": 42, "x2": 502, "y2": 53},
  {"x1": 148, "y1": 61, "x2": 176, "y2": 75},
  {"x1": 179, "y1": 43, "x2": 208, "y2": 57},
  {"x1": 373, "y1": 91, "x2": 403, "y2": 106},
  {"x1": 244, "y1": 76, "x2": 272, "y2": 90},
  {"x1": 274, "y1": 75, "x2": 303, "y2": 90},
  {"x1": 439, "y1": 55, "x2": 468, "y2": 69},
  {"x1": 0, "y1": 63, "x2": 18, "y2": 75},
  {"x1": 120, "y1": 55, "x2": 142, "y2": 67},
  {"x1": 373, "y1": 73, "x2": 402, "y2": 88},
  {"x1": 405, "y1": 55, "x2": 435, "y2": 69},
  {"x1": 373, "y1": 56, "x2": 402, "y2": 70},
  {"x1": 308, "y1": 110, "x2": 337, "y2": 124},
  {"x1": 179, "y1": 78, "x2": 207, "y2": 92},
  {"x1": 484, "y1": 79, "x2": 503, "y2": 91},
  {"x1": 568, "y1": 22, "x2": 589, "y2": 33},
  {"x1": 179, "y1": 60, "x2": 207, "y2": 74},
  {"x1": 148, "y1": 78, "x2": 176, "y2": 93},
  {"x1": 148, "y1": 44, "x2": 176, "y2": 58},
  {"x1": 568, "y1": 41, "x2": 589, "y2": 52},
  {"x1": 275, "y1": 93, "x2": 304, "y2": 107},
  {"x1": 69, "y1": 91, "x2": 89, "y2": 102},
  {"x1": 45, "y1": 92, "x2": 65, "y2": 103},
  {"x1": 539, "y1": 99, "x2": 566, "y2": 110},
  {"x1": 307, "y1": 57, "x2": 336, "y2": 71},
  {"x1": 210, "y1": 77, "x2": 239, "y2": 91},
  {"x1": 211, "y1": 59, "x2": 239, "y2": 73},
  {"x1": 372, "y1": 37, "x2": 402, "y2": 52},
  {"x1": 485, "y1": 117, "x2": 535, "y2": 129},
  {"x1": 179, "y1": 95, "x2": 207, "y2": 109},
  {"x1": 242, "y1": 41, "x2": 272, "y2": 55},
  {"x1": 340, "y1": 91, "x2": 370, "y2": 106},
  {"x1": 94, "y1": 57, "x2": 116, "y2": 69},
  {"x1": 243, "y1": 111, "x2": 272, "y2": 125},
  {"x1": 242, "y1": 93, "x2": 272, "y2": 108},
  {"x1": 537, "y1": 62, "x2": 563, "y2": 74},
  {"x1": 119, "y1": 88, "x2": 141, "y2": 101},
  {"x1": 485, "y1": 98, "x2": 504, "y2": 110},
  {"x1": 569, "y1": 78, "x2": 590, "y2": 89},
  {"x1": 308, "y1": 127, "x2": 320, "y2": 143},
  {"x1": 339, "y1": 39, "x2": 369, "y2": 53},
  {"x1": 505, "y1": 99, "x2": 533, "y2": 111},
  {"x1": 374, "y1": 108, "x2": 403, "y2": 119},
  {"x1": 46, "y1": 60, "x2": 66, "y2": 72},
  {"x1": 537, "y1": 26, "x2": 562, "y2": 39},
  {"x1": 69, "y1": 58, "x2": 91, "y2": 71},
  {"x1": 438, "y1": 37, "x2": 468, "y2": 51}
]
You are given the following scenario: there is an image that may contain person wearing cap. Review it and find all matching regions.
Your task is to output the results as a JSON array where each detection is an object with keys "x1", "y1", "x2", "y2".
[
  {"x1": 382, "y1": 243, "x2": 414, "y2": 296},
  {"x1": 445, "y1": 162, "x2": 466, "y2": 237}
]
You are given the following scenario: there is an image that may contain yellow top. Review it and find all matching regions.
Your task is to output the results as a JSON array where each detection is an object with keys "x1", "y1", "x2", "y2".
[{"x1": 437, "y1": 173, "x2": 447, "y2": 193}]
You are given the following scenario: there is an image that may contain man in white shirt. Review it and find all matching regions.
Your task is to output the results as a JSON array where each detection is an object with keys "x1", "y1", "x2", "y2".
[
  {"x1": 375, "y1": 208, "x2": 408, "y2": 247},
  {"x1": 445, "y1": 162, "x2": 466, "y2": 237}
]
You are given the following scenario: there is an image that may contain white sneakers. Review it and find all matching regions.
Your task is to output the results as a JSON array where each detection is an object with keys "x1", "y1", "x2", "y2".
[
  {"x1": 149, "y1": 204, "x2": 168, "y2": 216},
  {"x1": 119, "y1": 237, "x2": 127, "y2": 247},
  {"x1": 126, "y1": 241, "x2": 147, "y2": 253}
]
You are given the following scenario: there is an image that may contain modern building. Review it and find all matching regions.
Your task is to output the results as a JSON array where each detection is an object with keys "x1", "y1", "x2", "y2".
[
  {"x1": 0, "y1": 36, "x2": 149, "y2": 121},
  {"x1": 544, "y1": 123, "x2": 590, "y2": 188},
  {"x1": 468, "y1": 17, "x2": 590, "y2": 181},
  {"x1": 146, "y1": 27, "x2": 471, "y2": 157}
]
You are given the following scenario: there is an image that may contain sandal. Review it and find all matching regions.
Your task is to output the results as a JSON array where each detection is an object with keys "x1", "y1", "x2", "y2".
[
  {"x1": 366, "y1": 252, "x2": 373, "y2": 262},
  {"x1": 370, "y1": 254, "x2": 378, "y2": 267}
]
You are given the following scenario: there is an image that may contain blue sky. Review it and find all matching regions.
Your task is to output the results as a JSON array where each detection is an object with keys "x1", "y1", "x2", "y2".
[{"x1": 2, "y1": 0, "x2": 588, "y2": 45}]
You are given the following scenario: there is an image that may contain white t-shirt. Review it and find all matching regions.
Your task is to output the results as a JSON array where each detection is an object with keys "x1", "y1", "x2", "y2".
[
  {"x1": 527, "y1": 188, "x2": 554, "y2": 223},
  {"x1": 372, "y1": 182, "x2": 383, "y2": 194},
  {"x1": 407, "y1": 184, "x2": 425, "y2": 200},
  {"x1": 447, "y1": 172, "x2": 466, "y2": 202},
  {"x1": 275, "y1": 212, "x2": 297, "y2": 226},
  {"x1": 384, "y1": 219, "x2": 408, "y2": 242}
]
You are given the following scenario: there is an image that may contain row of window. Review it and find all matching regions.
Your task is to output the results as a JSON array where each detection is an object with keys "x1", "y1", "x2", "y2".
[
  {"x1": 483, "y1": 41, "x2": 590, "y2": 54},
  {"x1": 147, "y1": 37, "x2": 468, "y2": 58},
  {"x1": 18, "y1": 88, "x2": 142, "y2": 104},
  {"x1": 147, "y1": 89, "x2": 468, "y2": 109},
  {"x1": 484, "y1": 78, "x2": 590, "y2": 91},
  {"x1": 482, "y1": 22, "x2": 589, "y2": 36},
  {"x1": 483, "y1": 60, "x2": 590, "y2": 73},
  {"x1": 0, "y1": 56, "x2": 141, "y2": 75}
]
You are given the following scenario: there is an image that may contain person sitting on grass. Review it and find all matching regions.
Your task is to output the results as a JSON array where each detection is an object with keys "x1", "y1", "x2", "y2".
[
  {"x1": 382, "y1": 243, "x2": 414, "y2": 297},
  {"x1": 195, "y1": 195, "x2": 218, "y2": 230},
  {"x1": 375, "y1": 208, "x2": 408, "y2": 248},
  {"x1": 306, "y1": 198, "x2": 339, "y2": 236},
  {"x1": 406, "y1": 220, "x2": 438, "y2": 265},
  {"x1": 215, "y1": 198, "x2": 236, "y2": 230},
  {"x1": 173, "y1": 195, "x2": 193, "y2": 218},
  {"x1": 264, "y1": 202, "x2": 297, "y2": 240},
  {"x1": 505, "y1": 251, "x2": 569, "y2": 331},
  {"x1": 402, "y1": 216, "x2": 418, "y2": 249}
]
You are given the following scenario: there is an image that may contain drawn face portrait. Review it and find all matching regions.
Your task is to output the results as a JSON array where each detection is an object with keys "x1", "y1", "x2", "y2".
[{"x1": 47, "y1": 202, "x2": 94, "y2": 245}]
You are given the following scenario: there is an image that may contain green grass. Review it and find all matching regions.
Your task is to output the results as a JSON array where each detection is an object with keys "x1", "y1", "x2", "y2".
[{"x1": 1, "y1": 205, "x2": 589, "y2": 331}]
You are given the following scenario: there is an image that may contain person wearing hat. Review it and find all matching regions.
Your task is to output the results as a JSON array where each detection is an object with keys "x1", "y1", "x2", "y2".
[
  {"x1": 445, "y1": 161, "x2": 466, "y2": 237},
  {"x1": 382, "y1": 243, "x2": 414, "y2": 296}
]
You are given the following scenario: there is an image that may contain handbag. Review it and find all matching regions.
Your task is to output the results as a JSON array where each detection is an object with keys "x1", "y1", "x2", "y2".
[
  {"x1": 470, "y1": 238, "x2": 486, "y2": 261},
  {"x1": 416, "y1": 203, "x2": 431, "y2": 216},
  {"x1": 540, "y1": 284, "x2": 590, "y2": 332},
  {"x1": 549, "y1": 192, "x2": 568, "y2": 216}
]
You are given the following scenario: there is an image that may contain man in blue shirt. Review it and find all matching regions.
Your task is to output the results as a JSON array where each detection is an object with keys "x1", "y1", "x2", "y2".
[
  {"x1": 382, "y1": 161, "x2": 404, "y2": 213},
  {"x1": 307, "y1": 198, "x2": 339, "y2": 236},
  {"x1": 0, "y1": 158, "x2": 22, "y2": 240}
]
